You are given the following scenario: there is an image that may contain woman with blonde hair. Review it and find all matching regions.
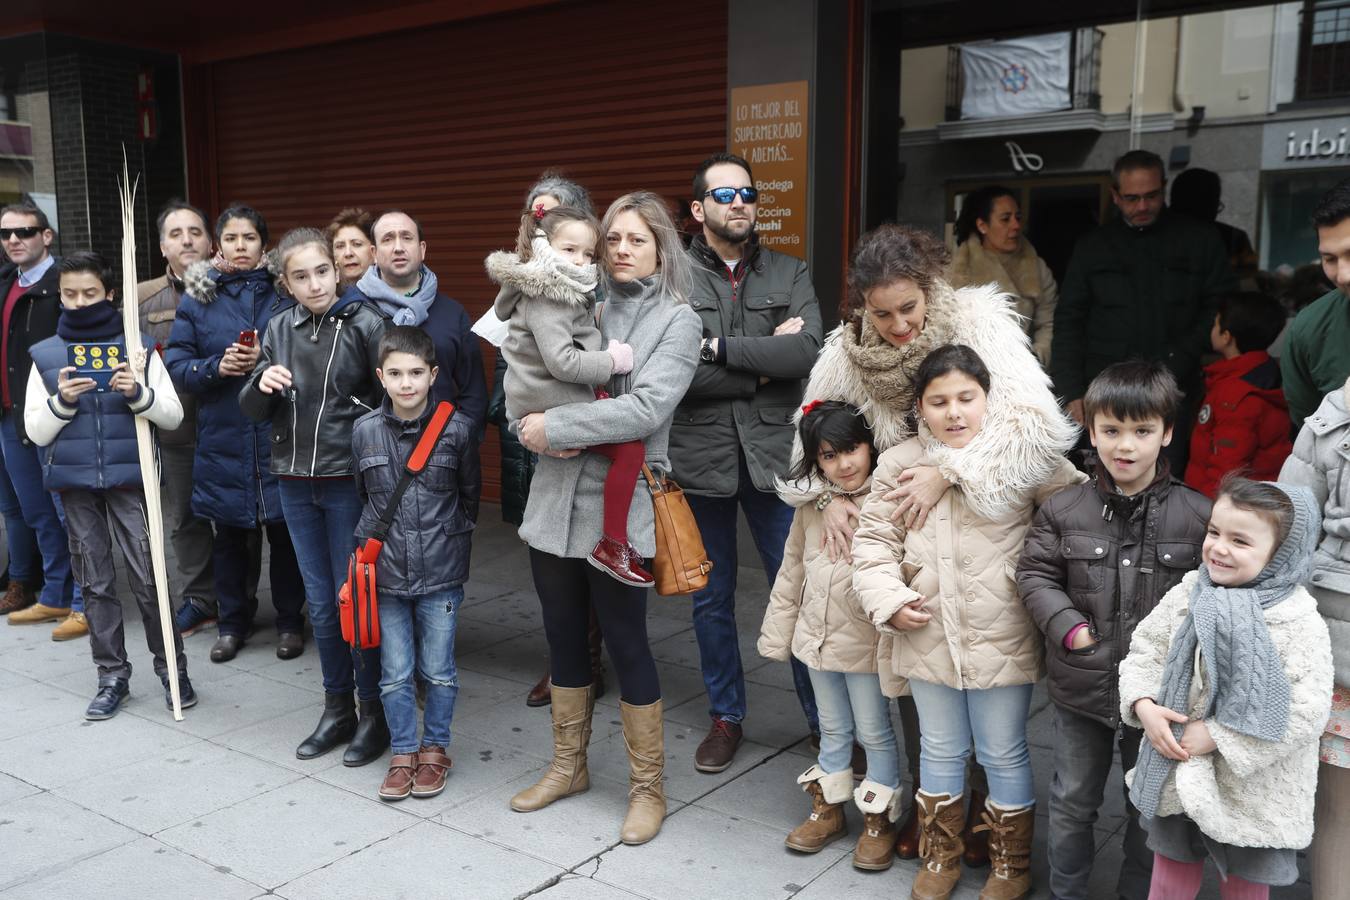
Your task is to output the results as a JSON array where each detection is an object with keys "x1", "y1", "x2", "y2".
[{"x1": 509, "y1": 191, "x2": 700, "y2": 846}]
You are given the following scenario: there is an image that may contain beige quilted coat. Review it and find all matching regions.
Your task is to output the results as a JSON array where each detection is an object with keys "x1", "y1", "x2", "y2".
[
  {"x1": 853, "y1": 437, "x2": 1085, "y2": 694},
  {"x1": 757, "y1": 479, "x2": 882, "y2": 673}
]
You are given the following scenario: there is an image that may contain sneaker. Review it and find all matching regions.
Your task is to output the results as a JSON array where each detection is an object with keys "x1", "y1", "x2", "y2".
[
  {"x1": 694, "y1": 717, "x2": 743, "y2": 773},
  {"x1": 85, "y1": 679, "x2": 130, "y2": 720},
  {"x1": 8, "y1": 602, "x2": 69, "y2": 625},
  {"x1": 175, "y1": 598, "x2": 217, "y2": 636},
  {"x1": 161, "y1": 673, "x2": 198, "y2": 710},
  {"x1": 51, "y1": 611, "x2": 88, "y2": 642}
]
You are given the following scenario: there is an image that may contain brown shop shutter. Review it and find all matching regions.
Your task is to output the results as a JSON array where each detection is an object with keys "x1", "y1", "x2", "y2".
[{"x1": 208, "y1": 0, "x2": 728, "y2": 503}]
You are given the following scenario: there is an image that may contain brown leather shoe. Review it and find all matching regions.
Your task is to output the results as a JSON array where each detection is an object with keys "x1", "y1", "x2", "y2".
[
  {"x1": 411, "y1": 746, "x2": 452, "y2": 798},
  {"x1": 526, "y1": 670, "x2": 552, "y2": 707},
  {"x1": 694, "y1": 717, "x2": 742, "y2": 773},
  {"x1": 963, "y1": 787, "x2": 990, "y2": 867},
  {"x1": 378, "y1": 753, "x2": 416, "y2": 801},
  {"x1": 0, "y1": 580, "x2": 35, "y2": 615},
  {"x1": 895, "y1": 788, "x2": 921, "y2": 859},
  {"x1": 587, "y1": 537, "x2": 654, "y2": 587},
  {"x1": 785, "y1": 766, "x2": 851, "y2": 853}
]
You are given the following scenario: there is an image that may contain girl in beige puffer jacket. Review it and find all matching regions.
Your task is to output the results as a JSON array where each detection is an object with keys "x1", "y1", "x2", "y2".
[
  {"x1": 852, "y1": 345, "x2": 1084, "y2": 900},
  {"x1": 758, "y1": 401, "x2": 902, "y2": 872}
]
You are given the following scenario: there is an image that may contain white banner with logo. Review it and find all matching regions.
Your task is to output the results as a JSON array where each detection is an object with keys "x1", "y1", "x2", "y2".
[{"x1": 960, "y1": 33, "x2": 1072, "y2": 120}]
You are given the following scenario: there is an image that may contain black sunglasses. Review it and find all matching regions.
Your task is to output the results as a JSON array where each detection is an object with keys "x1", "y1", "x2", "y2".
[
  {"x1": 0, "y1": 227, "x2": 43, "y2": 240},
  {"x1": 702, "y1": 187, "x2": 758, "y2": 205}
]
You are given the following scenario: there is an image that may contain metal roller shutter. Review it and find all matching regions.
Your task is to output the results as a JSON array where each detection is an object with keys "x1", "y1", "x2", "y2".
[{"x1": 206, "y1": 0, "x2": 728, "y2": 502}]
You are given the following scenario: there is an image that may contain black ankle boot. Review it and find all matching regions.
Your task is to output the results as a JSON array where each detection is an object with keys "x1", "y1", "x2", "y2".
[
  {"x1": 343, "y1": 698, "x2": 390, "y2": 767},
  {"x1": 296, "y1": 692, "x2": 356, "y2": 760}
]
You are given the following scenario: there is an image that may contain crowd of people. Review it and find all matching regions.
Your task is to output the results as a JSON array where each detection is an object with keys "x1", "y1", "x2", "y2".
[{"x1": 0, "y1": 147, "x2": 1348, "y2": 900}]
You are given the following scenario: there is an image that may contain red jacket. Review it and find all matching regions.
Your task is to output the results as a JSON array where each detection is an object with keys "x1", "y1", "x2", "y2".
[{"x1": 1185, "y1": 351, "x2": 1292, "y2": 498}]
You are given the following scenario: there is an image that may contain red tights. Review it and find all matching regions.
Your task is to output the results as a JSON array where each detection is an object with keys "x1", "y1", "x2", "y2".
[{"x1": 591, "y1": 439, "x2": 645, "y2": 544}]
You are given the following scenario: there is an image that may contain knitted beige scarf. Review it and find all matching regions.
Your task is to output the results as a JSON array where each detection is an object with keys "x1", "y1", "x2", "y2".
[{"x1": 838, "y1": 279, "x2": 963, "y2": 410}]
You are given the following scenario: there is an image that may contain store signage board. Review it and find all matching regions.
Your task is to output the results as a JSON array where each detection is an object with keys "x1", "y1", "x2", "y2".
[
  {"x1": 1262, "y1": 117, "x2": 1350, "y2": 170},
  {"x1": 730, "y1": 81, "x2": 809, "y2": 261}
]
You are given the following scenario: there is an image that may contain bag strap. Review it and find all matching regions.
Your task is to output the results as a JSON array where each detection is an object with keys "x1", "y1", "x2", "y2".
[
  {"x1": 640, "y1": 464, "x2": 663, "y2": 495},
  {"x1": 366, "y1": 401, "x2": 456, "y2": 546}
]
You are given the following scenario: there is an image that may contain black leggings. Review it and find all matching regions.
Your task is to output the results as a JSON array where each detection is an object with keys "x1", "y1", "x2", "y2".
[{"x1": 529, "y1": 547, "x2": 660, "y2": 706}]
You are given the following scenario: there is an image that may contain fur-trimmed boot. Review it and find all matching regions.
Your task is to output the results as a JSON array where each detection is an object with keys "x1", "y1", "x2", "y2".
[
  {"x1": 619, "y1": 699, "x2": 666, "y2": 845},
  {"x1": 910, "y1": 791, "x2": 965, "y2": 900},
  {"x1": 784, "y1": 765, "x2": 851, "y2": 853},
  {"x1": 976, "y1": 800, "x2": 1034, "y2": 900},
  {"x1": 510, "y1": 683, "x2": 594, "y2": 812},
  {"x1": 852, "y1": 780, "x2": 900, "y2": 871}
]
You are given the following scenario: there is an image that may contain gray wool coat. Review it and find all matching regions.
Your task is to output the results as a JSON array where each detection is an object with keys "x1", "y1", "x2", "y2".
[
  {"x1": 518, "y1": 275, "x2": 701, "y2": 560},
  {"x1": 1280, "y1": 376, "x2": 1350, "y2": 685}
]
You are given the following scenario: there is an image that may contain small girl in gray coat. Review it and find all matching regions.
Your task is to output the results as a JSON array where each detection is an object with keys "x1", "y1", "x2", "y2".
[{"x1": 488, "y1": 205, "x2": 649, "y2": 587}]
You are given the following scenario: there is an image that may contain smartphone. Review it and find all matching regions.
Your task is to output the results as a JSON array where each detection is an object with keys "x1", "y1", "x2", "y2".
[{"x1": 237, "y1": 329, "x2": 257, "y2": 348}]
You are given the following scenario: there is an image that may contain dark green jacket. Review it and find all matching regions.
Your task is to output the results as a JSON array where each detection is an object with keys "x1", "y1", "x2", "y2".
[
  {"x1": 1281, "y1": 288, "x2": 1350, "y2": 431},
  {"x1": 488, "y1": 353, "x2": 534, "y2": 526},
  {"x1": 1051, "y1": 210, "x2": 1234, "y2": 401},
  {"x1": 670, "y1": 236, "x2": 823, "y2": 496}
]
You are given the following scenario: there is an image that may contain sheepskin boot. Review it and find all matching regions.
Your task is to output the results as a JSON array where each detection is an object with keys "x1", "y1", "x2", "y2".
[
  {"x1": 976, "y1": 800, "x2": 1034, "y2": 900},
  {"x1": 784, "y1": 765, "x2": 852, "y2": 853},
  {"x1": 852, "y1": 780, "x2": 901, "y2": 871},
  {"x1": 510, "y1": 683, "x2": 594, "y2": 812},
  {"x1": 910, "y1": 791, "x2": 965, "y2": 900}
]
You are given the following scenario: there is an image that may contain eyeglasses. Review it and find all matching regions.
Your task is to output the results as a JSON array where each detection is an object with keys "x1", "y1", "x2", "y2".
[
  {"x1": 702, "y1": 187, "x2": 758, "y2": 205},
  {"x1": 0, "y1": 227, "x2": 42, "y2": 240}
]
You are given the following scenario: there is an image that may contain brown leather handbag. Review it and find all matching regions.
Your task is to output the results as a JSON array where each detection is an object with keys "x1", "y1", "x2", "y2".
[{"x1": 641, "y1": 464, "x2": 713, "y2": 596}]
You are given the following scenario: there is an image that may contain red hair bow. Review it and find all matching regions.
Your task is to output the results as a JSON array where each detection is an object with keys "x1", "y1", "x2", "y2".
[
  {"x1": 533, "y1": 203, "x2": 548, "y2": 220},
  {"x1": 801, "y1": 399, "x2": 822, "y2": 417}
]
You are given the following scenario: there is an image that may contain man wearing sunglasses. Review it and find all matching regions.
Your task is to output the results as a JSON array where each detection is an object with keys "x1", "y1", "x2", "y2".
[
  {"x1": 670, "y1": 152, "x2": 824, "y2": 775},
  {"x1": 0, "y1": 202, "x2": 84, "y2": 637},
  {"x1": 1051, "y1": 150, "x2": 1234, "y2": 471}
]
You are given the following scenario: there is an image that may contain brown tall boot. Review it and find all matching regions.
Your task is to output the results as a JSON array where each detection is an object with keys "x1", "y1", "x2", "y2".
[
  {"x1": 619, "y1": 699, "x2": 666, "y2": 845},
  {"x1": 510, "y1": 683, "x2": 594, "y2": 812},
  {"x1": 587, "y1": 607, "x2": 607, "y2": 700},
  {"x1": 852, "y1": 780, "x2": 900, "y2": 871},
  {"x1": 910, "y1": 791, "x2": 965, "y2": 900},
  {"x1": 784, "y1": 765, "x2": 851, "y2": 853},
  {"x1": 894, "y1": 788, "x2": 921, "y2": 859},
  {"x1": 526, "y1": 670, "x2": 552, "y2": 707},
  {"x1": 963, "y1": 787, "x2": 990, "y2": 867},
  {"x1": 976, "y1": 801, "x2": 1034, "y2": 900}
]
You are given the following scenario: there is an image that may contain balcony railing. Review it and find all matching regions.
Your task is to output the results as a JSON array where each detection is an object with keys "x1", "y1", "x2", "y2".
[
  {"x1": 945, "y1": 28, "x2": 1103, "y2": 122},
  {"x1": 1296, "y1": 0, "x2": 1350, "y2": 101}
]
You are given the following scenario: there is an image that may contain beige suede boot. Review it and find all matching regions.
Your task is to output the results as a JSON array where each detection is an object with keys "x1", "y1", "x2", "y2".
[
  {"x1": 852, "y1": 780, "x2": 900, "y2": 871},
  {"x1": 910, "y1": 790, "x2": 965, "y2": 900},
  {"x1": 619, "y1": 699, "x2": 666, "y2": 845},
  {"x1": 510, "y1": 683, "x2": 594, "y2": 812},
  {"x1": 784, "y1": 765, "x2": 851, "y2": 852}
]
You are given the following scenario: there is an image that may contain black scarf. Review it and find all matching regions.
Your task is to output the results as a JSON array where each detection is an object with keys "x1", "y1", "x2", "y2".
[{"x1": 57, "y1": 300, "x2": 123, "y2": 342}]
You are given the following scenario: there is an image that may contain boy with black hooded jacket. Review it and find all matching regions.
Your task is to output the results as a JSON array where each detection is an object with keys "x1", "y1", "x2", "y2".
[{"x1": 1016, "y1": 360, "x2": 1212, "y2": 900}]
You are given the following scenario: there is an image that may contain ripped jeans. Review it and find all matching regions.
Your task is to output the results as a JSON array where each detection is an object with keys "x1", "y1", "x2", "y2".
[{"x1": 378, "y1": 587, "x2": 462, "y2": 754}]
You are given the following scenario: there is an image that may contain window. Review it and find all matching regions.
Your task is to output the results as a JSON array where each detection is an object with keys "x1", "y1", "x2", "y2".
[{"x1": 1297, "y1": 0, "x2": 1350, "y2": 100}]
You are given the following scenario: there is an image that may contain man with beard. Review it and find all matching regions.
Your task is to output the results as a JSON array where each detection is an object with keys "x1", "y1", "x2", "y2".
[
  {"x1": 138, "y1": 201, "x2": 222, "y2": 638},
  {"x1": 1052, "y1": 150, "x2": 1234, "y2": 471},
  {"x1": 670, "y1": 152, "x2": 823, "y2": 773}
]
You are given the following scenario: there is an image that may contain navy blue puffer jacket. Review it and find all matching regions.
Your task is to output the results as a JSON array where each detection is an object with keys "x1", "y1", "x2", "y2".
[{"x1": 164, "y1": 261, "x2": 293, "y2": 528}]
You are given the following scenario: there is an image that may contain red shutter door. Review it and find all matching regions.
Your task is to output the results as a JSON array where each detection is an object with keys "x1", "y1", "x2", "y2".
[{"x1": 208, "y1": 0, "x2": 727, "y2": 502}]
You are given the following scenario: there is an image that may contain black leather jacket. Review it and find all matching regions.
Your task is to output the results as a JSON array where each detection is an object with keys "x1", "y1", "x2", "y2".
[{"x1": 239, "y1": 293, "x2": 388, "y2": 477}]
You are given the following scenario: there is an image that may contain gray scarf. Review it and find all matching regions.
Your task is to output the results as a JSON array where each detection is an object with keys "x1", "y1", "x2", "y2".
[
  {"x1": 1131, "y1": 482, "x2": 1321, "y2": 819},
  {"x1": 356, "y1": 263, "x2": 439, "y2": 326}
]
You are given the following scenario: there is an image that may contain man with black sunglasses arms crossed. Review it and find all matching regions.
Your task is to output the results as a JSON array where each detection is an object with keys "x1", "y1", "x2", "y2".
[
  {"x1": 0, "y1": 203, "x2": 84, "y2": 638},
  {"x1": 669, "y1": 152, "x2": 823, "y2": 774},
  {"x1": 1051, "y1": 150, "x2": 1234, "y2": 473}
]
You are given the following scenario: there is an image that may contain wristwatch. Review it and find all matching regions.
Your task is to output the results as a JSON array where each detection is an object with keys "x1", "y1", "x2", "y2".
[{"x1": 699, "y1": 338, "x2": 716, "y2": 363}]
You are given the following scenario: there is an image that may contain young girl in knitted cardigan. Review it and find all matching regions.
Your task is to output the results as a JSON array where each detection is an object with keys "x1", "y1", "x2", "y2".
[{"x1": 1119, "y1": 476, "x2": 1333, "y2": 899}]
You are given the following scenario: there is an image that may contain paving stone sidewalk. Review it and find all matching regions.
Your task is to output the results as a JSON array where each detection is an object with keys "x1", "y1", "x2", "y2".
[{"x1": 0, "y1": 510, "x2": 1312, "y2": 899}]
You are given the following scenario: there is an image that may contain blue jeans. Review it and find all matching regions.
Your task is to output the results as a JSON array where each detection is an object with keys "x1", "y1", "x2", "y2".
[
  {"x1": 0, "y1": 447, "x2": 37, "y2": 582},
  {"x1": 0, "y1": 415, "x2": 79, "y2": 610},
  {"x1": 807, "y1": 667, "x2": 900, "y2": 787},
  {"x1": 379, "y1": 587, "x2": 462, "y2": 754},
  {"x1": 907, "y1": 678, "x2": 1035, "y2": 808},
  {"x1": 686, "y1": 455, "x2": 818, "y2": 728},
  {"x1": 278, "y1": 477, "x2": 380, "y2": 700}
]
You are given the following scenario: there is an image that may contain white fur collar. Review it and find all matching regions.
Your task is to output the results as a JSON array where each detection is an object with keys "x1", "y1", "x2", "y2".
[{"x1": 485, "y1": 236, "x2": 596, "y2": 307}]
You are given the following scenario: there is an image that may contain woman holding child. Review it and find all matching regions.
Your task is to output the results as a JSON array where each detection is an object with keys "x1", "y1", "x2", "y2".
[{"x1": 510, "y1": 191, "x2": 701, "y2": 846}]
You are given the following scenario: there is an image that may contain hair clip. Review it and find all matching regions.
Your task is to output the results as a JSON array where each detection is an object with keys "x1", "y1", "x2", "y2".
[
  {"x1": 801, "y1": 399, "x2": 822, "y2": 417},
  {"x1": 533, "y1": 203, "x2": 547, "y2": 221}
]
